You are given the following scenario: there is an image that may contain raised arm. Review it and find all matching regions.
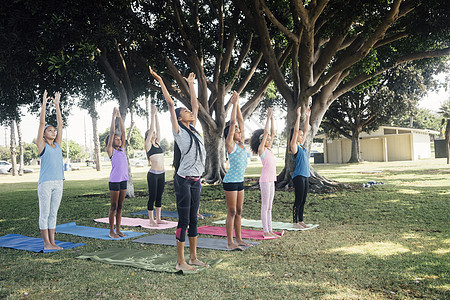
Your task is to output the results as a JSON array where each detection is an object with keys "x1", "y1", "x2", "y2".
[
  {"x1": 154, "y1": 105, "x2": 161, "y2": 143},
  {"x1": 268, "y1": 108, "x2": 275, "y2": 148},
  {"x1": 258, "y1": 108, "x2": 273, "y2": 156},
  {"x1": 236, "y1": 92, "x2": 245, "y2": 142},
  {"x1": 149, "y1": 66, "x2": 179, "y2": 133},
  {"x1": 184, "y1": 72, "x2": 198, "y2": 127},
  {"x1": 117, "y1": 111, "x2": 126, "y2": 148},
  {"x1": 225, "y1": 92, "x2": 239, "y2": 154},
  {"x1": 290, "y1": 107, "x2": 302, "y2": 154},
  {"x1": 145, "y1": 104, "x2": 156, "y2": 152},
  {"x1": 53, "y1": 92, "x2": 63, "y2": 145},
  {"x1": 36, "y1": 90, "x2": 49, "y2": 153},
  {"x1": 301, "y1": 108, "x2": 311, "y2": 145},
  {"x1": 106, "y1": 108, "x2": 118, "y2": 157}
]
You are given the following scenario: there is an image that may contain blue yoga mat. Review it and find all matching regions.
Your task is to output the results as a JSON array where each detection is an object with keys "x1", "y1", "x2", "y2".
[
  {"x1": 133, "y1": 234, "x2": 259, "y2": 251},
  {"x1": 0, "y1": 234, "x2": 85, "y2": 253},
  {"x1": 130, "y1": 210, "x2": 213, "y2": 219},
  {"x1": 55, "y1": 222, "x2": 147, "y2": 240}
]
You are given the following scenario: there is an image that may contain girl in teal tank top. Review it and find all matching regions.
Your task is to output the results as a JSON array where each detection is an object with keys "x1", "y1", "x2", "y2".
[{"x1": 223, "y1": 92, "x2": 252, "y2": 250}]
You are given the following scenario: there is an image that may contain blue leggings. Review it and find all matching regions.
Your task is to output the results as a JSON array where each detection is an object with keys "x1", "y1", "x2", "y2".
[{"x1": 174, "y1": 174, "x2": 201, "y2": 242}]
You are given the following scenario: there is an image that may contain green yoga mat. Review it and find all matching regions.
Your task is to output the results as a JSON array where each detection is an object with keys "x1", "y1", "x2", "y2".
[
  {"x1": 77, "y1": 248, "x2": 222, "y2": 274},
  {"x1": 213, "y1": 218, "x2": 319, "y2": 231}
]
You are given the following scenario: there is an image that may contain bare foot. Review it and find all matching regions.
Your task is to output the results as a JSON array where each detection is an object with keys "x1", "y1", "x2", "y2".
[
  {"x1": 52, "y1": 244, "x2": 64, "y2": 250},
  {"x1": 109, "y1": 232, "x2": 120, "y2": 238},
  {"x1": 156, "y1": 219, "x2": 167, "y2": 224},
  {"x1": 298, "y1": 222, "x2": 310, "y2": 229},
  {"x1": 269, "y1": 231, "x2": 280, "y2": 238},
  {"x1": 293, "y1": 223, "x2": 303, "y2": 229},
  {"x1": 176, "y1": 262, "x2": 197, "y2": 272},
  {"x1": 197, "y1": 213, "x2": 205, "y2": 220},
  {"x1": 227, "y1": 243, "x2": 244, "y2": 251},
  {"x1": 189, "y1": 258, "x2": 209, "y2": 267},
  {"x1": 149, "y1": 220, "x2": 159, "y2": 227},
  {"x1": 44, "y1": 244, "x2": 60, "y2": 250},
  {"x1": 116, "y1": 231, "x2": 127, "y2": 237},
  {"x1": 263, "y1": 232, "x2": 273, "y2": 238},
  {"x1": 236, "y1": 240, "x2": 253, "y2": 247}
]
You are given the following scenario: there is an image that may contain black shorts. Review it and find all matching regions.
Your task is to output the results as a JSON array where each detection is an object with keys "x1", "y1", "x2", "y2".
[
  {"x1": 109, "y1": 181, "x2": 127, "y2": 191},
  {"x1": 223, "y1": 181, "x2": 244, "y2": 191}
]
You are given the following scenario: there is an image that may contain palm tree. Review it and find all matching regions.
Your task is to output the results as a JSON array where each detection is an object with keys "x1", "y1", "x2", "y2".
[{"x1": 438, "y1": 99, "x2": 450, "y2": 164}]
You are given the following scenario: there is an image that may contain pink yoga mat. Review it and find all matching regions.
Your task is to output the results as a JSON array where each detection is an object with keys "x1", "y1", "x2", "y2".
[
  {"x1": 197, "y1": 225, "x2": 284, "y2": 240},
  {"x1": 94, "y1": 217, "x2": 177, "y2": 230}
]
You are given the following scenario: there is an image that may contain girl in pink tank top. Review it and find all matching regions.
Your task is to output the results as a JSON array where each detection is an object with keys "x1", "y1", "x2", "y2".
[{"x1": 250, "y1": 108, "x2": 280, "y2": 238}]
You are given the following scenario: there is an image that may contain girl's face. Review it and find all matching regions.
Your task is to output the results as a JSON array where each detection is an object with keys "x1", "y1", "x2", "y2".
[
  {"x1": 113, "y1": 134, "x2": 122, "y2": 147},
  {"x1": 44, "y1": 126, "x2": 56, "y2": 141},
  {"x1": 297, "y1": 130, "x2": 304, "y2": 143},
  {"x1": 233, "y1": 125, "x2": 241, "y2": 141},
  {"x1": 178, "y1": 108, "x2": 194, "y2": 123}
]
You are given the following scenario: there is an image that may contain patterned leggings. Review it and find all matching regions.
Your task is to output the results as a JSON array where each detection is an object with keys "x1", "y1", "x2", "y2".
[{"x1": 260, "y1": 181, "x2": 275, "y2": 233}]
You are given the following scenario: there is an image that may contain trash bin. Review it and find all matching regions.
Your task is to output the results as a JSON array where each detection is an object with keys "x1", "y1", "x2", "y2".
[{"x1": 314, "y1": 153, "x2": 324, "y2": 164}]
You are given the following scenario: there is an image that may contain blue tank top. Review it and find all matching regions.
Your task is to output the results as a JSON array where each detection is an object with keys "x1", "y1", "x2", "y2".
[
  {"x1": 223, "y1": 142, "x2": 248, "y2": 183},
  {"x1": 38, "y1": 142, "x2": 65, "y2": 184},
  {"x1": 292, "y1": 144, "x2": 310, "y2": 178}
]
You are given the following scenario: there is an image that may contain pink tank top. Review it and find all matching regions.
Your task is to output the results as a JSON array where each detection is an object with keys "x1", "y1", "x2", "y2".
[{"x1": 259, "y1": 148, "x2": 276, "y2": 182}]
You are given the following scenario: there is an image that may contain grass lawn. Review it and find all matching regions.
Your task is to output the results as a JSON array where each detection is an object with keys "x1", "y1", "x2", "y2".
[{"x1": 0, "y1": 159, "x2": 449, "y2": 299}]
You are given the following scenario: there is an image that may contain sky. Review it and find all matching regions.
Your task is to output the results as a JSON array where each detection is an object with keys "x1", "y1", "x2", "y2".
[{"x1": 1, "y1": 78, "x2": 449, "y2": 150}]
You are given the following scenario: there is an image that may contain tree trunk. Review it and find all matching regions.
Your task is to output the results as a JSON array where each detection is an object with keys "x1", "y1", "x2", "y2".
[
  {"x1": 348, "y1": 129, "x2": 363, "y2": 163},
  {"x1": 201, "y1": 126, "x2": 227, "y2": 184},
  {"x1": 90, "y1": 112, "x2": 102, "y2": 171},
  {"x1": 445, "y1": 119, "x2": 450, "y2": 164},
  {"x1": 16, "y1": 121, "x2": 24, "y2": 175},
  {"x1": 9, "y1": 121, "x2": 17, "y2": 176}
]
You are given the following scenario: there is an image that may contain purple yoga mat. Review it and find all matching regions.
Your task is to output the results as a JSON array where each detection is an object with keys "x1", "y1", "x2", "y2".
[
  {"x1": 94, "y1": 217, "x2": 178, "y2": 230},
  {"x1": 197, "y1": 225, "x2": 284, "y2": 240}
]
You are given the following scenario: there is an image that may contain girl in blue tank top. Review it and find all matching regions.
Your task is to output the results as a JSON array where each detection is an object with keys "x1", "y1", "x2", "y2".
[
  {"x1": 290, "y1": 106, "x2": 311, "y2": 229},
  {"x1": 223, "y1": 92, "x2": 252, "y2": 250},
  {"x1": 36, "y1": 90, "x2": 65, "y2": 251}
]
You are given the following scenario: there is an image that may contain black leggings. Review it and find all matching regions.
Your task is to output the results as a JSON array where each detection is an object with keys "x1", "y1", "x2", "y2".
[
  {"x1": 174, "y1": 174, "x2": 201, "y2": 242},
  {"x1": 293, "y1": 175, "x2": 309, "y2": 223},
  {"x1": 147, "y1": 172, "x2": 165, "y2": 211}
]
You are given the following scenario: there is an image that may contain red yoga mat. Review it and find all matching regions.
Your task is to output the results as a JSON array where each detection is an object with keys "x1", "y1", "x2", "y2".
[{"x1": 197, "y1": 225, "x2": 284, "y2": 240}]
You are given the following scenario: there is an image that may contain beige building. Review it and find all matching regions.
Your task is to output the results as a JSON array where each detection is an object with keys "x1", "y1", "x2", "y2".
[{"x1": 320, "y1": 126, "x2": 439, "y2": 163}]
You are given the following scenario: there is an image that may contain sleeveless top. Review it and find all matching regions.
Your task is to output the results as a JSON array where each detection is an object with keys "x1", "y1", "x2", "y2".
[
  {"x1": 109, "y1": 148, "x2": 129, "y2": 182},
  {"x1": 146, "y1": 143, "x2": 164, "y2": 158},
  {"x1": 173, "y1": 126, "x2": 206, "y2": 177},
  {"x1": 259, "y1": 148, "x2": 276, "y2": 183},
  {"x1": 292, "y1": 144, "x2": 310, "y2": 178},
  {"x1": 38, "y1": 142, "x2": 65, "y2": 184},
  {"x1": 223, "y1": 142, "x2": 248, "y2": 183}
]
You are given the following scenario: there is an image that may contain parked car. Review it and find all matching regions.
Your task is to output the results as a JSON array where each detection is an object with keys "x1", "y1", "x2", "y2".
[{"x1": 0, "y1": 161, "x2": 12, "y2": 174}]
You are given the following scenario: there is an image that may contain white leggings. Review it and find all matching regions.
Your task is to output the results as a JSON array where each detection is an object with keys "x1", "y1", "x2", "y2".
[
  {"x1": 260, "y1": 181, "x2": 275, "y2": 233},
  {"x1": 38, "y1": 180, "x2": 63, "y2": 230}
]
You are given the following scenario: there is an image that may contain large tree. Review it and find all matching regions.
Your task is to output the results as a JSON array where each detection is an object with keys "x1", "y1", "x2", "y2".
[
  {"x1": 136, "y1": 0, "x2": 291, "y2": 182},
  {"x1": 236, "y1": 0, "x2": 450, "y2": 188},
  {"x1": 321, "y1": 64, "x2": 434, "y2": 163}
]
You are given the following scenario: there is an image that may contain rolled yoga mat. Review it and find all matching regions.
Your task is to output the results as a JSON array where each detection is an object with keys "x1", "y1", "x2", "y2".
[
  {"x1": 0, "y1": 234, "x2": 85, "y2": 253},
  {"x1": 213, "y1": 218, "x2": 319, "y2": 231},
  {"x1": 197, "y1": 225, "x2": 284, "y2": 240},
  {"x1": 130, "y1": 210, "x2": 213, "y2": 219},
  {"x1": 77, "y1": 247, "x2": 222, "y2": 274},
  {"x1": 55, "y1": 222, "x2": 147, "y2": 240},
  {"x1": 94, "y1": 217, "x2": 177, "y2": 230},
  {"x1": 132, "y1": 234, "x2": 259, "y2": 251}
]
